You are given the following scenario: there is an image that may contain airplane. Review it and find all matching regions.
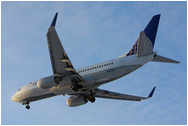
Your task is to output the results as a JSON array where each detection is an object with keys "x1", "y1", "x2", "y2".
[{"x1": 11, "y1": 13, "x2": 179, "y2": 109}]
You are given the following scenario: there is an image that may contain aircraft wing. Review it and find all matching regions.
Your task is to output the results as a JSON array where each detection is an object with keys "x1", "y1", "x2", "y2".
[
  {"x1": 94, "y1": 87, "x2": 156, "y2": 101},
  {"x1": 46, "y1": 13, "x2": 84, "y2": 82}
]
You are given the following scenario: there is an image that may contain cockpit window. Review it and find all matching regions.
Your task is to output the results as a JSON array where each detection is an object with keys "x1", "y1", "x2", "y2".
[{"x1": 17, "y1": 88, "x2": 21, "y2": 91}]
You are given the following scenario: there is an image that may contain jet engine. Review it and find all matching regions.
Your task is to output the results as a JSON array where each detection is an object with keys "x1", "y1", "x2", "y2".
[
  {"x1": 67, "y1": 95, "x2": 88, "y2": 107},
  {"x1": 37, "y1": 76, "x2": 57, "y2": 89}
]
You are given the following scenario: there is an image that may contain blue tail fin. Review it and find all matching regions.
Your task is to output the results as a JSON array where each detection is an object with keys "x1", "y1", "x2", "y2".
[
  {"x1": 125, "y1": 14, "x2": 160, "y2": 57},
  {"x1": 144, "y1": 14, "x2": 160, "y2": 47}
]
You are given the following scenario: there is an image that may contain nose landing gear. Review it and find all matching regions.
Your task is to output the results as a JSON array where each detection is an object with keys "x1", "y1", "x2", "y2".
[
  {"x1": 23, "y1": 101, "x2": 30, "y2": 110},
  {"x1": 26, "y1": 105, "x2": 30, "y2": 109}
]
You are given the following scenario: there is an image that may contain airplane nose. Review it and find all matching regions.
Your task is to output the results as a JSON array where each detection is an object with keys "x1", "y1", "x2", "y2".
[
  {"x1": 11, "y1": 94, "x2": 16, "y2": 101},
  {"x1": 11, "y1": 94, "x2": 19, "y2": 102}
]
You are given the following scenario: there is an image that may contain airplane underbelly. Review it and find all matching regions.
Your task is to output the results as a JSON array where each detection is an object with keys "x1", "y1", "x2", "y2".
[{"x1": 23, "y1": 92, "x2": 56, "y2": 102}]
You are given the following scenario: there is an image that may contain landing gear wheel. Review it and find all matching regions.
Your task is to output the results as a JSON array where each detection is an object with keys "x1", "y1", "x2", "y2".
[
  {"x1": 54, "y1": 76, "x2": 62, "y2": 84},
  {"x1": 88, "y1": 96, "x2": 95, "y2": 103},
  {"x1": 26, "y1": 105, "x2": 30, "y2": 109},
  {"x1": 90, "y1": 97, "x2": 95, "y2": 103},
  {"x1": 70, "y1": 78, "x2": 83, "y2": 92}
]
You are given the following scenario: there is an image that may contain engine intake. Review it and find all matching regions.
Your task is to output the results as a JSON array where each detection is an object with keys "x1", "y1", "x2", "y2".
[
  {"x1": 67, "y1": 95, "x2": 88, "y2": 107},
  {"x1": 37, "y1": 76, "x2": 57, "y2": 89}
]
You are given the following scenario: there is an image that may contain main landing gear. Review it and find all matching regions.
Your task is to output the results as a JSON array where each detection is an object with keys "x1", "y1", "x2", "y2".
[
  {"x1": 70, "y1": 83, "x2": 83, "y2": 92},
  {"x1": 87, "y1": 90, "x2": 96, "y2": 103},
  {"x1": 54, "y1": 76, "x2": 62, "y2": 84},
  {"x1": 70, "y1": 78, "x2": 83, "y2": 92},
  {"x1": 88, "y1": 95, "x2": 95, "y2": 103}
]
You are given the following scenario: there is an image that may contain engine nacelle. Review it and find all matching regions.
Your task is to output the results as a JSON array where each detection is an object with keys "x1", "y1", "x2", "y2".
[
  {"x1": 67, "y1": 95, "x2": 88, "y2": 107},
  {"x1": 37, "y1": 76, "x2": 57, "y2": 89}
]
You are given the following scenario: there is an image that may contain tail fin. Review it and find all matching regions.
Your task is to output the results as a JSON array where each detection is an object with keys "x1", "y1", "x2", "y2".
[
  {"x1": 125, "y1": 14, "x2": 160, "y2": 57},
  {"x1": 144, "y1": 14, "x2": 160, "y2": 47},
  {"x1": 119, "y1": 14, "x2": 180, "y2": 64},
  {"x1": 136, "y1": 31, "x2": 154, "y2": 57}
]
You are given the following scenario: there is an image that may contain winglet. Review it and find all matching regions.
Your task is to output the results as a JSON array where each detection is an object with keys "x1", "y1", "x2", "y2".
[
  {"x1": 148, "y1": 86, "x2": 156, "y2": 98},
  {"x1": 50, "y1": 12, "x2": 58, "y2": 27}
]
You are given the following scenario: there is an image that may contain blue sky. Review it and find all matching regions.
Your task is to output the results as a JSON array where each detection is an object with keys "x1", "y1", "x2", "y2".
[{"x1": 1, "y1": 1, "x2": 187, "y2": 125}]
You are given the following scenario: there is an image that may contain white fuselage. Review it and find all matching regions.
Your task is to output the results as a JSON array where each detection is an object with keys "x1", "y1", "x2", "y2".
[{"x1": 11, "y1": 53, "x2": 155, "y2": 104}]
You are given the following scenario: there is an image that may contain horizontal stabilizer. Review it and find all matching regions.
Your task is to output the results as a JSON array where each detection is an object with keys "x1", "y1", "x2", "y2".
[{"x1": 151, "y1": 55, "x2": 180, "y2": 63}]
